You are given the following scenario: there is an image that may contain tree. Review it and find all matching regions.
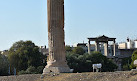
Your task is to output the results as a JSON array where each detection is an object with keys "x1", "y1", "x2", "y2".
[
  {"x1": 18, "y1": 66, "x2": 44, "y2": 74},
  {"x1": 72, "y1": 47, "x2": 85, "y2": 55},
  {"x1": 130, "y1": 50, "x2": 137, "y2": 69},
  {"x1": 8, "y1": 40, "x2": 45, "y2": 72},
  {"x1": 0, "y1": 54, "x2": 9, "y2": 75},
  {"x1": 121, "y1": 57, "x2": 131, "y2": 71},
  {"x1": 65, "y1": 45, "x2": 72, "y2": 52},
  {"x1": 66, "y1": 51, "x2": 117, "y2": 72},
  {"x1": 66, "y1": 52, "x2": 79, "y2": 72},
  {"x1": 84, "y1": 51, "x2": 117, "y2": 72}
]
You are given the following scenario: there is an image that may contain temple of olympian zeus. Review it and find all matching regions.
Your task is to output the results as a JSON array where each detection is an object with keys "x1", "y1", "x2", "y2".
[{"x1": 43, "y1": 0, "x2": 70, "y2": 74}]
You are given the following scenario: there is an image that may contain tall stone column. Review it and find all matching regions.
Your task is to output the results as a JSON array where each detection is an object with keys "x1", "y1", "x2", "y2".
[
  {"x1": 88, "y1": 40, "x2": 91, "y2": 54},
  {"x1": 43, "y1": 0, "x2": 70, "y2": 74}
]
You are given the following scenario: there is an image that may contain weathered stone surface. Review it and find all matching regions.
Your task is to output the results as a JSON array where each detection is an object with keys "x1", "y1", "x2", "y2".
[
  {"x1": 134, "y1": 59, "x2": 137, "y2": 69},
  {"x1": 43, "y1": 0, "x2": 70, "y2": 74}
]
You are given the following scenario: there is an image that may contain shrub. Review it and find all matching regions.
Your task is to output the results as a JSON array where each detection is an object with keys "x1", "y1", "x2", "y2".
[
  {"x1": 130, "y1": 50, "x2": 137, "y2": 69},
  {"x1": 26, "y1": 66, "x2": 37, "y2": 74},
  {"x1": 18, "y1": 70, "x2": 27, "y2": 75},
  {"x1": 37, "y1": 66, "x2": 44, "y2": 74},
  {"x1": 72, "y1": 47, "x2": 85, "y2": 55},
  {"x1": 18, "y1": 66, "x2": 44, "y2": 75}
]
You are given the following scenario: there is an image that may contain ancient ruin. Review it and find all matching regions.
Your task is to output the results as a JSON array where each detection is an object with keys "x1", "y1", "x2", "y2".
[
  {"x1": 134, "y1": 59, "x2": 137, "y2": 69},
  {"x1": 43, "y1": 0, "x2": 70, "y2": 74},
  {"x1": 88, "y1": 35, "x2": 116, "y2": 57}
]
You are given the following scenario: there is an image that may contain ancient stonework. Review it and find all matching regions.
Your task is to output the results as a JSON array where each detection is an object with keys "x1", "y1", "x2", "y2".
[
  {"x1": 43, "y1": 0, "x2": 70, "y2": 74},
  {"x1": 134, "y1": 60, "x2": 137, "y2": 69}
]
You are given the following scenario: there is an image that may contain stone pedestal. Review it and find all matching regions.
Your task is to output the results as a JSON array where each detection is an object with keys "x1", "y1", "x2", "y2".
[
  {"x1": 134, "y1": 59, "x2": 137, "y2": 69},
  {"x1": 43, "y1": 67, "x2": 70, "y2": 74},
  {"x1": 43, "y1": 0, "x2": 70, "y2": 74},
  {"x1": 43, "y1": 60, "x2": 70, "y2": 74}
]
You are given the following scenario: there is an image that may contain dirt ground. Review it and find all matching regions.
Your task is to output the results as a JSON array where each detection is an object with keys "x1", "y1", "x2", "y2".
[
  {"x1": 0, "y1": 74, "x2": 41, "y2": 81},
  {"x1": 0, "y1": 71, "x2": 137, "y2": 81},
  {"x1": 41, "y1": 71, "x2": 137, "y2": 81}
]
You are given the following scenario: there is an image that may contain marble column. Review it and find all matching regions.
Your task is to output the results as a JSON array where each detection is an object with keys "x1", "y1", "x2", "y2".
[
  {"x1": 95, "y1": 41, "x2": 100, "y2": 52},
  {"x1": 88, "y1": 40, "x2": 91, "y2": 54},
  {"x1": 104, "y1": 42, "x2": 108, "y2": 56},
  {"x1": 43, "y1": 0, "x2": 70, "y2": 74},
  {"x1": 113, "y1": 40, "x2": 116, "y2": 56}
]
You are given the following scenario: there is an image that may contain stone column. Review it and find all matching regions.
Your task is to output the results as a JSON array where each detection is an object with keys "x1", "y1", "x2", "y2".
[
  {"x1": 134, "y1": 60, "x2": 137, "y2": 69},
  {"x1": 113, "y1": 40, "x2": 116, "y2": 56},
  {"x1": 88, "y1": 40, "x2": 91, "y2": 54},
  {"x1": 104, "y1": 42, "x2": 108, "y2": 56},
  {"x1": 43, "y1": 0, "x2": 70, "y2": 74},
  {"x1": 95, "y1": 41, "x2": 100, "y2": 52}
]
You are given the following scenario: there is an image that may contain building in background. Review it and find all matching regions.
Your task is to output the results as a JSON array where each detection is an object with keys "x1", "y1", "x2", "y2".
[
  {"x1": 1, "y1": 50, "x2": 8, "y2": 56},
  {"x1": 118, "y1": 38, "x2": 137, "y2": 58},
  {"x1": 119, "y1": 38, "x2": 137, "y2": 49},
  {"x1": 39, "y1": 46, "x2": 49, "y2": 55},
  {"x1": 73, "y1": 43, "x2": 88, "y2": 53}
]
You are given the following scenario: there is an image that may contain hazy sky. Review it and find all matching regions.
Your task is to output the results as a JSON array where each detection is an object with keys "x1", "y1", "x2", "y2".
[{"x1": 0, "y1": 0, "x2": 137, "y2": 50}]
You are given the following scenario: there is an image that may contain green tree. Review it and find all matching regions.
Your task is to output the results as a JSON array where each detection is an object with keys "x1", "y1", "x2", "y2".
[
  {"x1": 66, "y1": 52, "x2": 79, "y2": 72},
  {"x1": 130, "y1": 50, "x2": 137, "y2": 69},
  {"x1": 65, "y1": 45, "x2": 72, "y2": 52},
  {"x1": 0, "y1": 54, "x2": 9, "y2": 75},
  {"x1": 8, "y1": 40, "x2": 45, "y2": 72},
  {"x1": 72, "y1": 47, "x2": 85, "y2": 55},
  {"x1": 121, "y1": 57, "x2": 131, "y2": 71},
  {"x1": 18, "y1": 66, "x2": 44, "y2": 75},
  {"x1": 66, "y1": 51, "x2": 117, "y2": 72}
]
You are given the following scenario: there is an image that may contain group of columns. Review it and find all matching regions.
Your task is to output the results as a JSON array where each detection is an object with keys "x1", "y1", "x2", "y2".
[{"x1": 88, "y1": 40, "x2": 116, "y2": 57}]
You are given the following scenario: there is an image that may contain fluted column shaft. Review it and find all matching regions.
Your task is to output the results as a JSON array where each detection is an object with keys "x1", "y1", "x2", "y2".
[{"x1": 47, "y1": 0, "x2": 66, "y2": 62}]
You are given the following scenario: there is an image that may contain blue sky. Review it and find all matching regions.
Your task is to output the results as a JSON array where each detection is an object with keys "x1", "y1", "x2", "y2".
[{"x1": 0, "y1": 0, "x2": 137, "y2": 50}]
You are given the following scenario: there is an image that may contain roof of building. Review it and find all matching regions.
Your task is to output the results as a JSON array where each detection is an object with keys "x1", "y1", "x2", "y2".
[{"x1": 88, "y1": 35, "x2": 116, "y2": 42}]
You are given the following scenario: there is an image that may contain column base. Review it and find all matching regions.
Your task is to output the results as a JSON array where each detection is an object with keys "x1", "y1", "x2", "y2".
[
  {"x1": 42, "y1": 66, "x2": 70, "y2": 74},
  {"x1": 130, "y1": 69, "x2": 137, "y2": 75},
  {"x1": 42, "y1": 61, "x2": 71, "y2": 74},
  {"x1": 131, "y1": 69, "x2": 137, "y2": 72}
]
